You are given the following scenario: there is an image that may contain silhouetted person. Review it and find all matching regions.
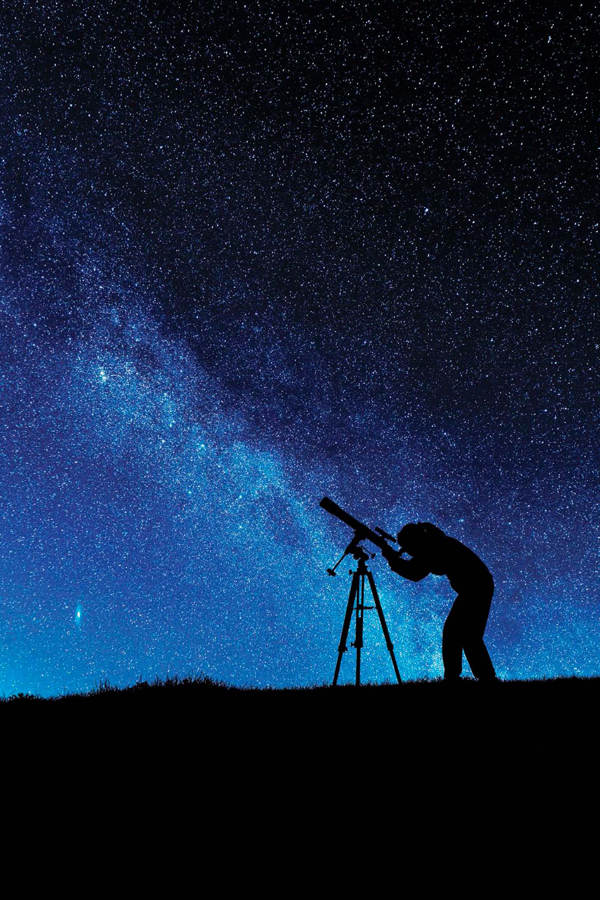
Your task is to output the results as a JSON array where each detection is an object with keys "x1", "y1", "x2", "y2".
[{"x1": 381, "y1": 522, "x2": 497, "y2": 682}]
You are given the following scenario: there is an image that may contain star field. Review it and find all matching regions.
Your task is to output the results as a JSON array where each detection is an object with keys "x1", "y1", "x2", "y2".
[{"x1": 0, "y1": 1, "x2": 599, "y2": 694}]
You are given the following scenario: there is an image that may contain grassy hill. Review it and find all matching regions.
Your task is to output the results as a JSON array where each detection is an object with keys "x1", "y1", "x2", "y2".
[
  {"x1": 4, "y1": 674, "x2": 597, "y2": 749},
  {"x1": 5, "y1": 676, "x2": 594, "y2": 812}
]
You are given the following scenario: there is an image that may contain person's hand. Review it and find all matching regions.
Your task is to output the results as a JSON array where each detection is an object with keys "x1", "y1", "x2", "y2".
[{"x1": 381, "y1": 543, "x2": 396, "y2": 561}]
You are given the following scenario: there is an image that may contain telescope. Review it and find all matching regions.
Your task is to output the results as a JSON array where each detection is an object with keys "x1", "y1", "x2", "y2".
[
  {"x1": 319, "y1": 496, "x2": 398, "y2": 558},
  {"x1": 319, "y1": 496, "x2": 402, "y2": 686}
]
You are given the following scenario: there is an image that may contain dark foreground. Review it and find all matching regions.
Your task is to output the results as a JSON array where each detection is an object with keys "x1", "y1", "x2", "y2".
[
  {"x1": 3, "y1": 674, "x2": 597, "y2": 756},
  {"x1": 5, "y1": 676, "x2": 596, "y2": 832}
]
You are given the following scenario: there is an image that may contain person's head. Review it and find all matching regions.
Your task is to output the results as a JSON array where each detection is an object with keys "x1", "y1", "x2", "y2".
[{"x1": 397, "y1": 522, "x2": 445, "y2": 556}]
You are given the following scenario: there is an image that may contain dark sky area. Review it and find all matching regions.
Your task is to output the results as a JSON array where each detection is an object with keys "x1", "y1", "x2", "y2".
[{"x1": 0, "y1": 0, "x2": 598, "y2": 694}]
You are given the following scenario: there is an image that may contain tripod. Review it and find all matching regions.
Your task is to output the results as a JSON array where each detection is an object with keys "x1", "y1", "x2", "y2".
[{"x1": 330, "y1": 539, "x2": 402, "y2": 687}]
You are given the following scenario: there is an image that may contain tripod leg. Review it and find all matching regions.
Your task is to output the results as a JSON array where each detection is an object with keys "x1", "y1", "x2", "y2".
[
  {"x1": 333, "y1": 572, "x2": 359, "y2": 686},
  {"x1": 367, "y1": 570, "x2": 402, "y2": 684},
  {"x1": 354, "y1": 574, "x2": 365, "y2": 687}
]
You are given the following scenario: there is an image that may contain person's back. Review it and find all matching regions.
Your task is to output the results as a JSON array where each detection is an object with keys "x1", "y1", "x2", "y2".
[{"x1": 418, "y1": 534, "x2": 493, "y2": 595}]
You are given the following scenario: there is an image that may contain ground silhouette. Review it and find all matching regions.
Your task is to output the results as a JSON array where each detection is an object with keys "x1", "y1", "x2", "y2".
[{"x1": 4, "y1": 677, "x2": 595, "y2": 807}]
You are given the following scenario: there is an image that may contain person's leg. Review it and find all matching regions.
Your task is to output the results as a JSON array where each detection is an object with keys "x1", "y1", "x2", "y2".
[
  {"x1": 463, "y1": 634, "x2": 497, "y2": 680},
  {"x1": 462, "y1": 589, "x2": 496, "y2": 681},
  {"x1": 442, "y1": 601, "x2": 464, "y2": 680}
]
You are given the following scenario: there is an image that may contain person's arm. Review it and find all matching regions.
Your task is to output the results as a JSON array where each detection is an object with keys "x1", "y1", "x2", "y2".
[{"x1": 381, "y1": 545, "x2": 429, "y2": 581}]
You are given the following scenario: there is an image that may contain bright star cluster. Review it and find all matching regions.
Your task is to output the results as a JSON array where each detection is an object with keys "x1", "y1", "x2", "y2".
[{"x1": 0, "y1": 1, "x2": 599, "y2": 695}]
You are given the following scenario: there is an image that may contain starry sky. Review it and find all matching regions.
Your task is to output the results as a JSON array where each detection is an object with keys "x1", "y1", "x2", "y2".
[{"x1": 1, "y1": 0, "x2": 599, "y2": 695}]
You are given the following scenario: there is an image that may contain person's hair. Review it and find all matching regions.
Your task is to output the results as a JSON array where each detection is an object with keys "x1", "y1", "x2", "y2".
[{"x1": 398, "y1": 522, "x2": 445, "y2": 555}]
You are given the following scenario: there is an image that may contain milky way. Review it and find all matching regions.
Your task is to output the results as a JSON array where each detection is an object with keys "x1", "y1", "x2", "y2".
[{"x1": 0, "y1": 2, "x2": 599, "y2": 695}]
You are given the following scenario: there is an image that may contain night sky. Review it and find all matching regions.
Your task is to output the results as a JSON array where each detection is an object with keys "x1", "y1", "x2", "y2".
[{"x1": 1, "y1": 1, "x2": 599, "y2": 696}]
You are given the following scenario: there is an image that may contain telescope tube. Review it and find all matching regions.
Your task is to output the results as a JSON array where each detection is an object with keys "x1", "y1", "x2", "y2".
[{"x1": 319, "y1": 497, "x2": 390, "y2": 550}]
